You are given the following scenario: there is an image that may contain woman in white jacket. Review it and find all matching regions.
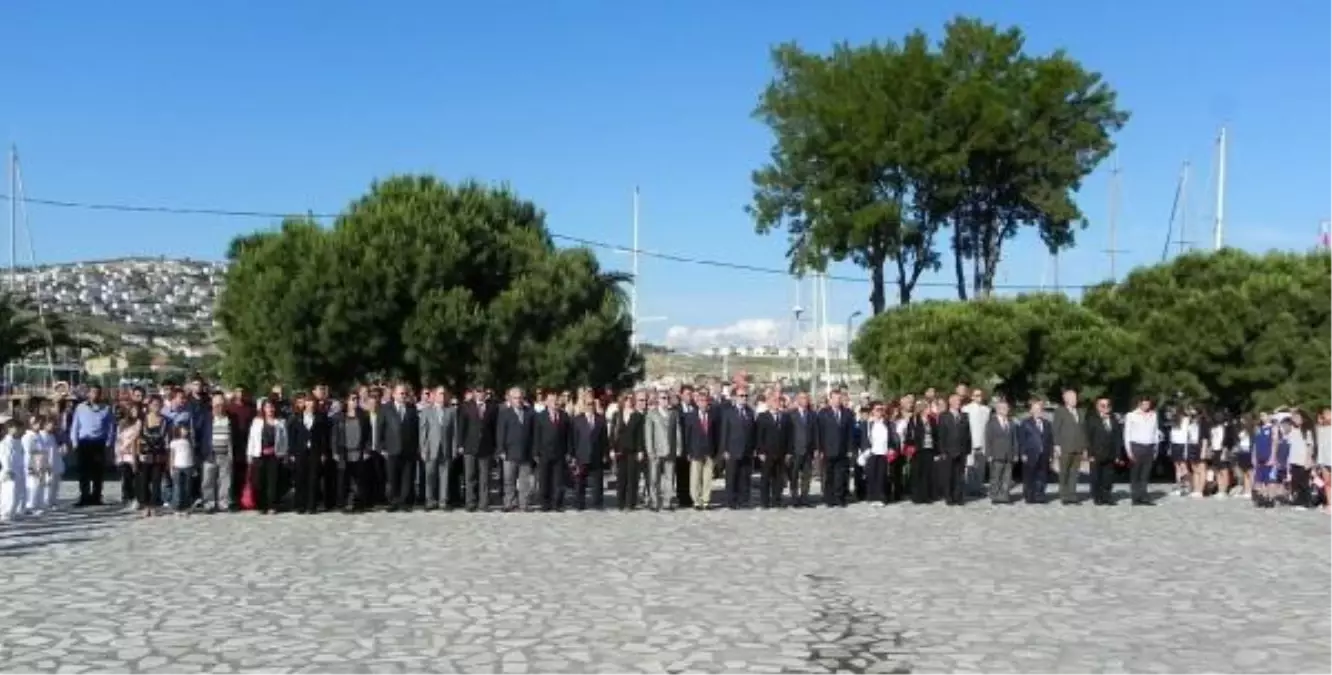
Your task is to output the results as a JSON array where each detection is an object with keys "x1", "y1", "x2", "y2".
[
  {"x1": 246, "y1": 398, "x2": 288, "y2": 514},
  {"x1": 23, "y1": 416, "x2": 60, "y2": 515}
]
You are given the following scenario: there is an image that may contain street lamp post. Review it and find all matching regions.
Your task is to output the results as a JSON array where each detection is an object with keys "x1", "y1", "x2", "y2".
[{"x1": 844, "y1": 310, "x2": 862, "y2": 387}]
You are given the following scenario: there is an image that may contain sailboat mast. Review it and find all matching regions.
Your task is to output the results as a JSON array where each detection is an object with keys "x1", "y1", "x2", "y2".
[
  {"x1": 8, "y1": 145, "x2": 16, "y2": 289},
  {"x1": 1213, "y1": 126, "x2": 1227, "y2": 250}
]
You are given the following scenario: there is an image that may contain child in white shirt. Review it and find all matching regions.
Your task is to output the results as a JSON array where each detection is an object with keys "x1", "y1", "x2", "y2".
[
  {"x1": 1, "y1": 419, "x2": 26, "y2": 521},
  {"x1": 169, "y1": 426, "x2": 196, "y2": 516},
  {"x1": 22, "y1": 416, "x2": 60, "y2": 515}
]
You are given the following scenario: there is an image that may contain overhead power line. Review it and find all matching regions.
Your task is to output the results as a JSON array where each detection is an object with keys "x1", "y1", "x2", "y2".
[{"x1": 0, "y1": 192, "x2": 1101, "y2": 290}]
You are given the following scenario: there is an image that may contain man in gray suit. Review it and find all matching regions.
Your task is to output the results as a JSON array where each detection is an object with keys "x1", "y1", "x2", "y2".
[
  {"x1": 1051, "y1": 388, "x2": 1089, "y2": 505},
  {"x1": 984, "y1": 399, "x2": 1019, "y2": 504},
  {"x1": 418, "y1": 386, "x2": 458, "y2": 511},
  {"x1": 644, "y1": 390, "x2": 683, "y2": 511}
]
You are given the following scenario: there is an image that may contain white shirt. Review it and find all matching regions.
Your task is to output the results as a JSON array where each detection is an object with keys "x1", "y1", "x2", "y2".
[
  {"x1": 170, "y1": 438, "x2": 194, "y2": 469},
  {"x1": 868, "y1": 420, "x2": 890, "y2": 456},
  {"x1": 1286, "y1": 429, "x2": 1311, "y2": 467},
  {"x1": 1209, "y1": 424, "x2": 1225, "y2": 451},
  {"x1": 962, "y1": 402, "x2": 990, "y2": 451},
  {"x1": 2, "y1": 434, "x2": 24, "y2": 479},
  {"x1": 1123, "y1": 409, "x2": 1159, "y2": 452},
  {"x1": 1169, "y1": 419, "x2": 1199, "y2": 445}
]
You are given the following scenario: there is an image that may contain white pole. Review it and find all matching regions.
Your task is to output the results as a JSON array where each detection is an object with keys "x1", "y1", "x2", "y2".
[
  {"x1": 1108, "y1": 151, "x2": 1121, "y2": 281},
  {"x1": 1213, "y1": 126, "x2": 1227, "y2": 251},
  {"x1": 631, "y1": 186, "x2": 639, "y2": 347},
  {"x1": 1178, "y1": 161, "x2": 1191, "y2": 255},
  {"x1": 820, "y1": 273, "x2": 831, "y2": 394},
  {"x1": 7, "y1": 145, "x2": 15, "y2": 290}
]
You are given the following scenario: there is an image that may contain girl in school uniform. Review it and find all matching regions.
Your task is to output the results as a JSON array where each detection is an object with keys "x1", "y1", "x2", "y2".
[
  {"x1": 1231, "y1": 415, "x2": 1255, "y2": 499},
  {"x1": 1169, "y1": 408, "x2": 1201, "y2": 497},
  {"x1": 1252, "y1": 412, "x2": 1278, "y2": 507},
  {"x1": 1, "y1": 419, "x2": 25, "y2": 521},
  {"x1": 1282, "y1": 413, "x2": 1313, "y2": 509},
  {"x1": 1206, "y1": 412, "x2": 1230, "y2": 498},
  {"x1": 1316, "y1": 407, "x2": 1331, "y2": 513}
]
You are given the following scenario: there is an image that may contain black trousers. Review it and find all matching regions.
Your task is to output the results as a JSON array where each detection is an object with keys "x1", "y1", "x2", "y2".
[
  {"x1": 1023, "y1": 451, "x2": 1050, "y2": 503},
  {"x1": 463, "y1": 455, "x2": 492, "y2": 510},
  {"x1": 135, "y1": 461, "x2": 162, "y2": 507},
  {"x1": 118, "y1": 462, "x2": 136, "y2": 502},
  {"x1": 321, "y1": 457, "x2": 339, "y2": 510},
  {"x1": 76, "y1": 439, "x2": 107, "y2": 504},
  {"x1": 615, "y1": 453, "x2": 641, "y2": 509},
  {"x1": 865, "y1": 454, "x2": 888, "y2": 503},
  {"x1": 909, "y1": 450, "x2": 936, "y2": 503},
  {"x1": 758, "y1": 453, "x2": 786, "y2": 507},
  {"x1": 537, "y1": 457, "x2": 565, "y2": 510},
  {"x1": 932, "y1": 453, "x2": 966, "y2": 505},
  {"x1": 886, "y1": 455, "x2": 906, "y2": 503},
  {"x1": 230, "y1": 455, "x2": 248, "y2": 510},
  {"x1": 292, "y1": 452, "x2": 321, "y2": 513},
  {"x1": 365, "y1": 452, "x2": 387, "y2": 506},
  {"x1": 1128, "y1": 443, "x2": 1155, "y2": 502},
  {"x1": 822, "y1": 454, "x2": 850, "y2": 506},
  {"x1": 572, "y1": 463, "x2": 604, "y2": 510},
  {"x1": 252, "y1": 455, "x2": 281, "y2": 511},
  {"x1": 1290, "y1": 464, "x2": 1312, "y2": 507},
  {"x1": 1088, "y1": 456, "x2": 1116, "y2": 503},
  {"x1": 385, "y1": 453, "x2": 417, "y2": 509},
  {"x1": 675, "y1": 456, "x2": 693, "y2": 507},
  {"x1": 723, "y1": 456, "x2": 748, "y2": 508},
  {"x1": 336, "y1": 458, "x2": 364, "y2": 510}
]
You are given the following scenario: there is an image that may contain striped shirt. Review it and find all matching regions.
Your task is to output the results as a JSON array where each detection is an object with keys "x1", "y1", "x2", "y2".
[{"x1": 211, "y1": 415, "x2": 232, "y2": 456}]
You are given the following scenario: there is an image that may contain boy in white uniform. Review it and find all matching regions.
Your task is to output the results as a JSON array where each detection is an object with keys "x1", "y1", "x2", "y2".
[
  {"x1": 23, "y1": 416, "x2": 59, "y2": 515},
  {"x1": 1, "y1": 419, "x2": 26, "y2": 521}
]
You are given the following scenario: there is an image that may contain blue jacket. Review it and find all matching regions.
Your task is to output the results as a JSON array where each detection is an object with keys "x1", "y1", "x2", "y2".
[{"x1": 1019, "y1": 417, "x2": 1054, "y2": 458}]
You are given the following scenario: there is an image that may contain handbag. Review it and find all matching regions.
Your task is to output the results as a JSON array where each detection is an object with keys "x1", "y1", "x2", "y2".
[{"x1": 239, "y1": 463, "x2": 257, "y2": 510}]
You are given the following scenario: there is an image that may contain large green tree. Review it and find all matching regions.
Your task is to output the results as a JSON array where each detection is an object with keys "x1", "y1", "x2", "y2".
[
  {"x1": 851, "y1": 293, "x2": 1140, "y2": 405},
  {"x1": 749, "y1": 17, "x2": 1127, "y2": 310},
  {"x1": 217, "y1": 176, "x2": 642, "y2": 393},
  {"x1": 0, "y1": 291, "x2": 74, "y2": 373},
  {"x1": 1082, "y1": 249, "x2": 1330, "y2": 413}
]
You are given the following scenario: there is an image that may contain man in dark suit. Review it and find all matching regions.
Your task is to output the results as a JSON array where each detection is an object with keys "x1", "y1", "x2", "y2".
[
  {"x1": 382, "y1": 384, "x2": 420, "y2": 512},
  {"x1": 935, "y1": 394, "x2": 972, "y2": 506},
  {"x1": 817, "y1": 390, "x2": 855, "y2": 507},
  {"x1": 531, "y1": 390, "x2": 571, "y2": 511},
  {"x1": 571, "y1": 399, "x2": 608, "y2": 510},
  {"x1": 1052, "y1": 388, "x2": 1090, "y2": 505},
  {"x1": 1085, "y1": 397, "x2": 1121, "y2": 505},
  {"x1": 1019, "y1": 399, "x2": 1054, "y2": 504},
  {"x1": 718, "y1": 389, "x2": 757, "y2": 509},
  {"x1": 496, "y1": 387, "x2": 534, "y2": 512},
  {"x1": 683, "y1": 391, "x2": 719, "y2": 509},
  {"x1": 785, "y1": 391, "x2": 818, "y2": 507},
  {"x1": 457, "y1": 386, "x2": 497, "y2": 511},
  {"x1": 984, "y1": 399, "x2": 1019, "y2": 504},
  {"x1": 755, "y1": 391, "x2": 789, "y2": 508}
]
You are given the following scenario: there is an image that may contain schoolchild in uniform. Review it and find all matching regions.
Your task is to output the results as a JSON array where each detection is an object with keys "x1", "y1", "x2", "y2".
[
  {"x1": 1206, "y1": 411, "x2": 1230, "y2": 497},
  {"x1": 1, "y1": 419, "x2": 26, "y2": 521},
  {"x1": 22, "y1": 416, "x2": 59, "y2": 515},
  {"x1": 1169, "y1": 407, "x2": 1201, "y2": 497},
  {"x1": 1231, "y1": 414, "x2": 1256, "y2": 499},
  {"x1": 1252, "y1": 412, "x2": 1279, "y2": 507}
]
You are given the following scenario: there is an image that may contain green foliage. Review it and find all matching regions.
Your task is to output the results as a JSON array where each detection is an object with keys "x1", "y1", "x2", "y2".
[
  {"x1": 851, "y1": 293, "x2": 1140, "y2": 406},
  {"x1": 854, "y1": 250, "x2": 1330, "y2": 413},
  {"x1": 0, "y1": 291, "x2": 75, "y2": 372},
  {"x1": 749, "y1": 17, "x2": 1127, "y2": 310},
  {"x1": 217, "y1": 176, "x2": 642, "y2": 393}
]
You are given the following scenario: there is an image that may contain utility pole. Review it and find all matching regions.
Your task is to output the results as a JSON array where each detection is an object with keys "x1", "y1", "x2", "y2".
[
  {"x1": 8, "y1": 145, "x2": 16, "y2": 290},
  {"x1": 630, "y1": 186, "x2": 640, "y2": 348},
  {"x1": 1177, "y1": 161, "x2": 1192, "y2": 256},
  {"x1": 1213, "y1": 126, "x2": 1228, "y2": 251},
  {"x1": 1105, "y1": 152, "x2": 1127, "y2": 281}
]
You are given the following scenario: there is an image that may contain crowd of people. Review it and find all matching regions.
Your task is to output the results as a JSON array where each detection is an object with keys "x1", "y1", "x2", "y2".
[{"x1": 1, "y1": 377, "x2": 1329, "y2": 521}]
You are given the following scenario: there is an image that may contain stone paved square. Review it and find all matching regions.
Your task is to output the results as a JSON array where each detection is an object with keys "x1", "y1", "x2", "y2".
[{"x1": 1, "y1": 485, "x2": 1328, "y2": 674}]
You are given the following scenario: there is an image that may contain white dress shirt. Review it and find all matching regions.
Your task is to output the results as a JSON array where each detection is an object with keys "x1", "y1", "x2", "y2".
[{"x1": 1123, "y1": 409, "x2": 1160, "y2": 453}]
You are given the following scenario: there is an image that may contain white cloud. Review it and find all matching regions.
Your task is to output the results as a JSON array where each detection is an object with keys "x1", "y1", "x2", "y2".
[{"x1": 662, "y1": 318, "x2": 849, "y2": 351}]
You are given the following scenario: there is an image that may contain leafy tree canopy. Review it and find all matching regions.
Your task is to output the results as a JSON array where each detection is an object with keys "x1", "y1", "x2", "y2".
[
  {"x1": 750, "y1": 16, "x2": 1127, "y2": 312},
  {"x1": 853, "y1": 249, "x2": 1330, "y2": 413},
  {"x1": 217, "y1": 176, "x2": 642, "y2": 393}
]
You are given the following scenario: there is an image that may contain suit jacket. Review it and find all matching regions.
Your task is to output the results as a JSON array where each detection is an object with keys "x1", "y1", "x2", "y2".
[
  {"x1": 458, "y1": 400, "x2": 497, "y2": 457},
  {"x1": 615, "y1": 409, "x2": 646, "y2": 457},
  {"x1": 497, "y1": 405, "x2": 534, "y2": 463},
  {"x1": 286, "y1": 411, "x2": 331, "y2": 460},
  {"x1": 532, "y1": 408, "x2": 572, "y2": 461},
  {"x1": 1085, "y1": 412, "x2": 1121, "y2": 462},
  {"x1": 382, "y1": 402, "x2": 420, "y2": 457},
  {"x1": 903, "y1": 415, "x2": 936, "y2": 453},
  {"x1": 1019, "y1": 416, "x2": 1055, "y2": 459},
  {"x1": 756, "y1": 409, "x2": 789, "y2": 458},
  {"x1": 985, "y1": 416, "x2": 1019, "y2": 462},
  {"x1": 1052, "y1": 406, "x2": 1090, "y2": 454},
  {"x1": 719, "y1": 404, "x2": 757, "y2": 459},
  {"x1": 816, "y1": 406, "x2": 855, "y2": 458},
  {"x1": 572, "y1": 412, "x2": 608, "y2": 467},
  {"x1": 334, "y1": 411, "x2": 369, "y2": 462},
  {"x1": 644, "y1": 407, "x2": 682, "y2": 459},
  {"x1": 785, "y1": 407, "x2": 817, "y2": 457},
  {"x1": 418, "y1": 404, "x2": 457, "y2": 461},
  {"x1": 936, "y1": 409, "x2": 972, "y2": 458},
  {"x1": 682, "y1": 408, "x2": 719, "y2": 460}
]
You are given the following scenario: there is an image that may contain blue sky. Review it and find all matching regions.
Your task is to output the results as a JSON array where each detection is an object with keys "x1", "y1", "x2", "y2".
[{"x1": 4, "y1": 0, "x2": 1328, "y2": 349}]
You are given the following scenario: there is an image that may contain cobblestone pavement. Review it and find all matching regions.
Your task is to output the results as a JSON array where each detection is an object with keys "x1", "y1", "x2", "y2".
[{"x1": 1, "y1": 484, "x2": 1328, "y2": 674}]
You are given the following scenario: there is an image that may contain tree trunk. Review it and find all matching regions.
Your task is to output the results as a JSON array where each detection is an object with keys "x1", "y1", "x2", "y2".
[
  {"x1": 895, "y1": 257, "x2": 913, "y2": 305},
  {"x1": 952, "y1": 224, "x2": 968, "y2": 301},
  {"x1": 869, "y1": 260, "x2": 886, "y2": 315},
  {"x1": 978, "y1": 220, "x2": 1004, "y2": 298}
]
